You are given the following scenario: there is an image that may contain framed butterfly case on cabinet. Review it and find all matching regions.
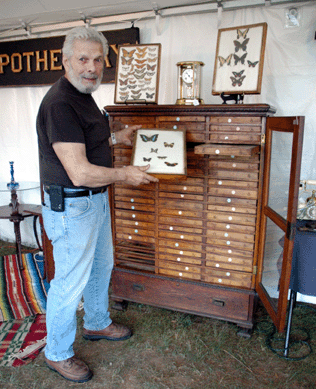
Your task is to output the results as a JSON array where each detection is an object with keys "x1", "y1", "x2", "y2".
[
  {"x1": 212, "y1": 23, "x2": 267, "y2": 95},
  {"x1": 114, "y1": 43, "x2": 161, "y2": 104},
  {"x1": 131, "y1": 128, "x2": 187, "y2": 178}
]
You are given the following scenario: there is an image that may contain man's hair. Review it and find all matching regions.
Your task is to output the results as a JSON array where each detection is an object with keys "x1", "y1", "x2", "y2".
[{"x1": 62, "y1": 26, "x2": 109, "y2": 58}]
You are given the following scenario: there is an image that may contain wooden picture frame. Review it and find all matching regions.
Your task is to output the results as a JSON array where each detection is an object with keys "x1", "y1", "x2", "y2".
[
  {"x1": 212, "y1": 23, "x2": 267, "y2": 95},
  {"x1": 131, "y1": 128, "x2": 187, "y2": 177},
  {"x1": 114, "y1": 43, "x2": 161, "y2": 104}
]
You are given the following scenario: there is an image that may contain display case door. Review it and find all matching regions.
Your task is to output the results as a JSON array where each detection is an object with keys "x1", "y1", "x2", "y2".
[{"x1": 256, "y1": 116, "x2": 304, "y2": 332}]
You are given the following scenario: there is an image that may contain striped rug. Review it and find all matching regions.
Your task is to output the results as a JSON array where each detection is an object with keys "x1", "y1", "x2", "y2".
[
  {"x1": 0, "y1": 253, "x2": 49, "y2": 322},
  {"x1": 0, "y1": 314, "x2": 46, "y2": 367}
]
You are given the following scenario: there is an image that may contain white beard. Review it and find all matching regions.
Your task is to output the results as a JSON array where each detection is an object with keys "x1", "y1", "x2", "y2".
[{"x1": 68, "y1": 64, "x2": 102, "y2": 94}]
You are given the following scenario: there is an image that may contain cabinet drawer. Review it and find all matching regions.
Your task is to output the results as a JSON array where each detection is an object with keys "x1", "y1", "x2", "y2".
[
  {"x1": 158, "y1": 199, "x2": 203, "y2": 211},
  {"x1": 209, "y1": 133, "x2": 261, "y2": 144},
  {"x1": 206, "y1": 212, "x2": 256, "y2": 226},
  {"x1": 116, "y1": 232, "x2": 155, "y2": 244},
  {"x1": 206, "y1": 221, "x2": 256, "y2": 235},
  {"x1": 210, "y1": 116, "x2": 261, "y2": 125},
  {"x1": 111, "y1": 269, "x2": 254, "y2": 323},
  {"x1": 158, "y1": 260, "x2": 201, "y2": 279},
  {"x1": 159, "y1": 208, "x2": 204, "y2": 219},
  {"x1": 207, "y1": 196, "x2": 257, "y2": 209},
  {"x1": 205, "y1": 244, "x2": 253, "y2": 259},
  {"x1": 205, "y1": 253, "x2": 253, "y2": 273},
  {"x1": 209, "y1": 124, "x2": 261, "y2": 133},
  {"x1": 207, "y1": 203, "x2": 257, "y2": 215},
  {"x1": 115, "y1": 209, "x2": 156, "y2": 222},
  {"x1": 206, "y1": 237, "x2": 254, "y2": 252},
  {"x1": 209, "y1": 159, "x2": 259, "y2": 171},
  {"x1": 208, "y1": 178, "x2": 258, "y2": 190},
  {"x1": 116, "y1": 218, "x2": 155, "y2": 230},
  {"x1": 115, "y1": 202, "x2": 155, "y2": 212},
  {"x1": 158, "y1": 230, "x2": 203, "y2": 243},
  {"x1": 195, "y1": 144, "x2": 260, "y2": 157},
  {"x1": 208, "y1": 187, "x2": 258, "y2": 200},
  {"x1": 204, "y1": 268, "x2": 252, "y2": 288},
  {"x1": 159, "y1": 215, "x2": 203, "y2": 228},
  {"x1": 208, "y1": 169, "x2": 259, "y2": 181},
  {"x1": 158, "y1": 252, "x2": 202, "y2": 266},
  {"x1": 158, "y1": 246, "x2": 203, "y2": 259},
  {"x1": 159, "y1": 191, "x2": 204, "y2": 202},
  {"x1": 116, "y1": 226, "x2": 155, "y2": 238},
  {"x1": 159, "y1": 238, "x2": 203, "y2": 252},
  {"x1": 206, "y1": 229, "x2": 255, "y2": 244}
]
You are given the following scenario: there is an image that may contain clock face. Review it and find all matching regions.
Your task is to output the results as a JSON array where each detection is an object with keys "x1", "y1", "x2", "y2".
[{"x1": 182, "y1": 68, "x2": 193, "y2": 84}]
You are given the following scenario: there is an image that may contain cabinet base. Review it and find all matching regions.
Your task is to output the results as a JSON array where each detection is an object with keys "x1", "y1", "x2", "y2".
[{"x1": 111, "y1": 268, "x2": 255, "y2": 331}]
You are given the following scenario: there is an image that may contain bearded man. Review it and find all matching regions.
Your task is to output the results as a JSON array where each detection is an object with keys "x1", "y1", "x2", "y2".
[{"x1": 36, "y1": 26, "x2": 158, "y2": 383}]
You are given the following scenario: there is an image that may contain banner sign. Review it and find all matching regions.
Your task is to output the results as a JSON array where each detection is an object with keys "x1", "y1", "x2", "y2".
[{"x1": 0, "y1": 27, "x2": 139, "y2": 87}]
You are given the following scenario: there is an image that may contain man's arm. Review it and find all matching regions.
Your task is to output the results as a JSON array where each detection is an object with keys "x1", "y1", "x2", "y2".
[{"x1": 52, "y1": 142, "x2": 158, "y2": 188}]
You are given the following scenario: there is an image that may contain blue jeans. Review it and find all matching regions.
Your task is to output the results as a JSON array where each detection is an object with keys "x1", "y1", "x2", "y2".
[{"x1": 42, "y1": 189, "x2": 113, "y2": 361}]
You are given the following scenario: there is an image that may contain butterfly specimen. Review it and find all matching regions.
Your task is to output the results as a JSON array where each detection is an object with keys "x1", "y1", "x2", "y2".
[
  {"x1": 234, "y1": 53, "x2": 247, "y2": 65},
  {"x1": 119, "y1": 91, "x2": 129, "y2": 96},
  {"x1": 165, "y1": 162, "x2": 178, "y2": 167},
  {"x1": 119, "y1": 79, "x2": 128, "y2": 86},
  {"x1": 135, "y1": 68, "x2": 146, "y2": 74},
  {"x1": 135, "y1": 64, "x2": 146, "y2": 69},
  {"x1": 129, "y1": 80, "x2": 137, "y2": 84},
  {"x1": 134, "y1": 73, "x2": 146, "y2": 80},
  {"x1": 218, "y1": 54, "x2": 232, "y2": 67},
  {"x1": 136, "y1": 52, "x2": 146, "y2": 59},
  {"x1": 157, "y1": 156, "x2": 167, "y2": 159},
  {"x1": 147, "y1": 72, "x2": 155, "y2": 77},
  {"x1": 247, "y1": 60, "x2": 259, "y2": 68},
  {"x1": 135, "y1": 59, "x2": 147, "y2": 64},
  {"x1": 132, "y1": 94, "x2": 141, "y2": 99},
  {"x1": 144, "y1": 78, "x2": 152, "y2": 82},
  {"x1": 121, "y1": 57, "x2": 133, "y2": 65},
  {"x1": 148, "y1": 47, "x2": 157, "y2": 52},
  {"x1": 230, "y1": 75, "x2": 246, "y2": 87},
  {"x1": 148, "y1": 87, "x2": 155, "y2": 91},
  {"x1": 146, "y1": 92, "x2": 155, "y2": 99},
  {"x1": 122, "y1": 48, "x2": 136, "y2": 58},
  {"x1": 233, "y1": 38, "x2": 249, "y2": 52},
  {"x1": 127, "y1": 84, "x2": 137, "y2": 89},
  {"x1": 119, "y1": 73, "x2": 129, "y2": 79},
  {"x1": 164, "y1": 142, "x2": 174, "y2": 148},
  {"x1": 119, "y1": 86, "x2": 128, "y2": 91},
  {"x1": 150, "y1": 148, "x2": 158, "y2": 153},
  {"x1": 137, "y1": 47, "x2": 147, "y2": 54},
  {"x1": 140, "y1": 134, "x2": 159, "y2": 142},
  {"x1": 147, "y1": 64, "x2": 157, "y2": 71},
  {"x1": 143, "y1": 157, "x2": 151, "y2": 162},
  {"x1": 148, "y1": 57, "x2": 157, "y2": 62},
  {"x1": 232, "y1": 70, "x2": 245, "y2": 78},
  {"x1": 237, "y1": 28, "x2": 249, "y2": 39},
  {"x1": 131, "y1": 89, "x2": 141, "y2": 94}
]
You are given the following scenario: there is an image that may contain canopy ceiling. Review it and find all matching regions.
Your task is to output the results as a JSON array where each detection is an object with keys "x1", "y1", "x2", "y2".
[{"x1": 0, "y1": 0, "x2": 308, "y2": 40}]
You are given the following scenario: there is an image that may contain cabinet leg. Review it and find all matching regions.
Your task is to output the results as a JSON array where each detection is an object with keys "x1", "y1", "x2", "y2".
[
  {"x1": 112, "y1": 300, "x2": 129, "y2": 311},
  {"x1": 237, "y1": 327, "x2": 252, "y2": 339}
]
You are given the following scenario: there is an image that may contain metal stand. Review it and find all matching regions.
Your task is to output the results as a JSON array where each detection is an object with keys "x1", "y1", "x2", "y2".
[{"x1": 284, "y1": 289, "x2": 297, "y2": 357}]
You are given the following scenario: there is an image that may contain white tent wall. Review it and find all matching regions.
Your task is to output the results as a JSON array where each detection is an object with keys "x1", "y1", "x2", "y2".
[{"x1": 0, "y1": 2, "x2": 315, "y2": 296}]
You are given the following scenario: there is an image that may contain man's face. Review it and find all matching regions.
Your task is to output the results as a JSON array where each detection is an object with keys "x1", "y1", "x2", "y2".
[{"x1": 63, "y1": 39, "x2": 104, "y2": 94}]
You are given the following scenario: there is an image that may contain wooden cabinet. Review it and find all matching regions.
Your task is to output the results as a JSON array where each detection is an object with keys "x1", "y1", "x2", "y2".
[{"x1": 105, "y1": 104, "x2": 276, "y2": 333}]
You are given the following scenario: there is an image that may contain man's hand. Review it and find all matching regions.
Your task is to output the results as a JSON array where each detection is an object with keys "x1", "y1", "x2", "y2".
[
  {"x1": 115, "y1": 125, "x2": 141, "y2": 146},
  {"x1": 122, "y1": 165, "x2": 159, "y2": 186}
]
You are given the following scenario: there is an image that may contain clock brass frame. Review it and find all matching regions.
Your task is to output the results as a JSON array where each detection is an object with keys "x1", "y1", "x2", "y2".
[{"x1": 176, "y1": 61, "x2": 204, "y2": 105}]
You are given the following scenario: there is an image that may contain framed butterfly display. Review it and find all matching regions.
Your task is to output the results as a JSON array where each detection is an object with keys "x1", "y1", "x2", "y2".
[
  {"x1": 212, "y1": 23, "x2": 267, "y2": 96},
  {"x1": 131, "y1": 128, "x2": 187, "y2": 177},
  {"x1": 114, "y1": 43, "x2": 161, "y2": 104}
]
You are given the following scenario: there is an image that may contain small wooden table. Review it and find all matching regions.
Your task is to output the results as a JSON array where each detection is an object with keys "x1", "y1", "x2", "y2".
[{"x1": 0, "y1": 183, "x2": 41, "y2": 269}]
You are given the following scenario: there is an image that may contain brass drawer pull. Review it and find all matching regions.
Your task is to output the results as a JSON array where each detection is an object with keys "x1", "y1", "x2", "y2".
[
  {"x1": 132, "y1": 283, "x2": 145, "y2": 292},
  {"x1": 213, "y1": 299, "x2": 225, "y2": 307}
]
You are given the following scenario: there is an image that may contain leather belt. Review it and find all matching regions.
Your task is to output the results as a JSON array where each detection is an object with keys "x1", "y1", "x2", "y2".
[{"x1": 44, "y1": 185, "x2": 107, "y2": 198}]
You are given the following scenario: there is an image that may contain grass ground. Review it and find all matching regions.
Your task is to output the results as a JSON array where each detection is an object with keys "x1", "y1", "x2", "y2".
[{"x1": 0, "y1": 240, "x2": 315, "y2": 389}]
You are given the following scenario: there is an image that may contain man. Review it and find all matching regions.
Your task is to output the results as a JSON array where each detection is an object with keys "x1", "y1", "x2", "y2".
[{"x1": 37, "y1": 26, "x2": 158, "y2": 383}]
